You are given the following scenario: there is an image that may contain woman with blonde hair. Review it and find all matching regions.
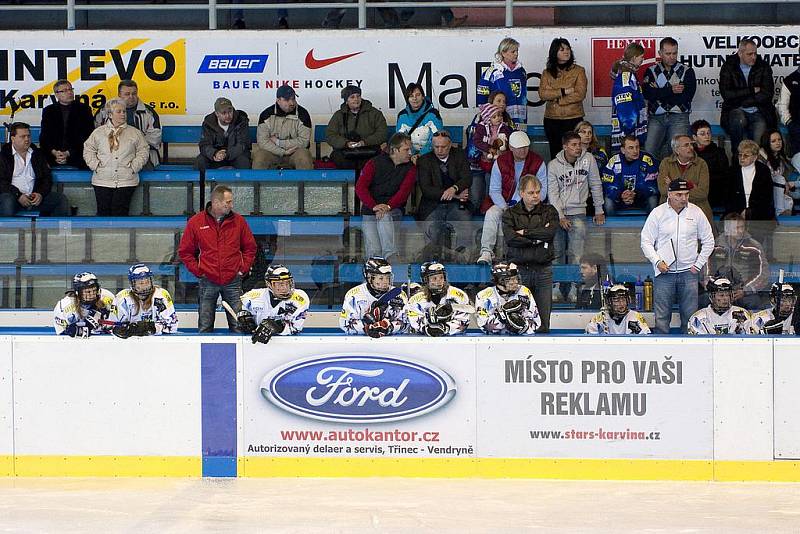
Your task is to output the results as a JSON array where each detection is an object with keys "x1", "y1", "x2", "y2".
[
  {"x1": 84, "y1": 97, "x2": 149, "y2": 216},
  {"x1": 477, "y1": 37, "x2": 527, "y2": 128},
  {"x1": 574, "y1": 120, "x2": 608, "y2": 172}
]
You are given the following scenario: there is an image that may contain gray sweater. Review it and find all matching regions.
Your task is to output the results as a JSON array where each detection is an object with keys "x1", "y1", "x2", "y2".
[{"x1": 546, "y1": 149, "x2": 604, "y2": 217}]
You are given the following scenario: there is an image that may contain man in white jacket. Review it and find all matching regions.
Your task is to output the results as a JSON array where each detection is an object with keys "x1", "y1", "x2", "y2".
[{"x1": 640, "y1": 179, "x2": 715, "y2": 334}]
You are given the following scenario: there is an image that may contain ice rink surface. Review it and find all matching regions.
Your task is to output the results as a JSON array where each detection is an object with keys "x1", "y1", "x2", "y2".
[{"x1": 2, "y1": 477, "x2": 800, "y2": 533}]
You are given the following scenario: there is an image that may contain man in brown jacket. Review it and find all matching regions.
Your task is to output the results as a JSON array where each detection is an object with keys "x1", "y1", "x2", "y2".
[{"x1": 657, "y1": 134, "x2": 712, "y2": 223}]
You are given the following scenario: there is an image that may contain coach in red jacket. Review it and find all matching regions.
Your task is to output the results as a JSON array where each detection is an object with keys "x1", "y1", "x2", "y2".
[{"x1": 178, "y1": 184, "x2": 257, "y2": 332}]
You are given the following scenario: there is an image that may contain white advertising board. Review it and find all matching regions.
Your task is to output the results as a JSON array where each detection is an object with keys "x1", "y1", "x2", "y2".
[
  {"x1": 241, "y1": 336, "x2": 477, "y2": 459},
  {"x1": 1, "y1": 27, "x2": 798, "y2": 128},
  {"x1": 0, "y1": 337, "x2": 12, "y2": 459},
  {"x1": 773, "y1": 338, "x2": 800, "y2": 459},
  {"x1": 476, "y1": 337, "x2": 714, "y2": 459},
  {"x1": 12, "y1": 336, "x2": 202, "y2": 456}
]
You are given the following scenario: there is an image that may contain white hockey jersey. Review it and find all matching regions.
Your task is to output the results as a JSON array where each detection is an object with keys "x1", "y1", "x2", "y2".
[
  {"x1": 475, "y1": 285, "x2": 540, "y2": 335},
  {"x1": 112, "y1": 287, "x2": 179, "y2": 334},
  {"x1": 405, "y1": 286, "x2": 471, "y2": 336},
  {"x1": 586, "y1": 309, "x2": 651, "y2": 335},
  {"x1": 687, "y1": 305, "x2": 757, "y2": 335},
  {"x1": 53, "y1": 288, "x2": 116, "y2": 336},
  {"x1": 240, "y1": 287, "x2": 310, "y2": 335},
  {"x1": 339, "y1": 283, "x2": 408, "y2": 335},
  {"x1": 752, "y1": 308, "x2": 796, "y2": 335}
]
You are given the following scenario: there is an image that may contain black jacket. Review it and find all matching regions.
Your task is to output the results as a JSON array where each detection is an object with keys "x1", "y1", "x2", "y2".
[
  {"x1": 415, "y1": 147, "x2": 472, "y2": 221},
  {"x1": 719, "y1": 53, "x2": 777, "y2": 132},
  {"x1": 695, "y1": 141, "x2": 730, "y2": 208},
  {"x1": 0, "y1": 143, "x2": 53, "y2": 198},
  {"x1": 502, "y1": 201, "x2": 559, "y2": 266},
  {"x1": 198, "y1": 110, "x2": 251, "y2": 162},
  {"x1": 725, "y1": 160, "x2": 775, "y2": 221},
  {"x1": 39, "y1": 100, "x2": 95, "y2": 169}
]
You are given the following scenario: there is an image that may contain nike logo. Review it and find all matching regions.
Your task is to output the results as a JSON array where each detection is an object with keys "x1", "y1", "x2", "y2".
[{"x1": 305, "y1": 49, "x2": 363, "y2": 69}]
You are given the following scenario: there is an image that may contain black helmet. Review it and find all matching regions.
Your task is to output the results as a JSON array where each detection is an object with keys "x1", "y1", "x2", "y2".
[
  {"x1": 605, "y1": 283, "x2": 630, "y2": 320},
  {"x1": 491, "y1": 261, "x2": 520, "y2": 296},
  {"x1": 265, "y1": 264, "x2": 294, "y2": 300},
  {"x1": 420, "y1": 261, "x2": 448, "y2": 297},
  {"x1": 770, "y1": 282, "x2": 796, "y2": 320},
  {"x1": 363, "y1": 256, "x2": 393, "y2": 298},
  {"x1": 72, "y1": 272, "x2": 100, "y2": 305},
  {"x1": 706, "y1": 277, "x2": 733, "y2": 315}
]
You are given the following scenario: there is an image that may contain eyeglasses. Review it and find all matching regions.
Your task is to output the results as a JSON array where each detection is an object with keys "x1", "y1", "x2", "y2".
[{"x1": 432, "y1": 130, "x2": 450, "y2": 138}]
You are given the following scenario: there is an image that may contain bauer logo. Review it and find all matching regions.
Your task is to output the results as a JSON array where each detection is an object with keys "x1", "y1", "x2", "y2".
[
  {"x1": 197, "y1": 55, "x2": 269, "y2": 74},
  {"x1": 261, "y1": 354, "x2": 456, "y2": 423}
]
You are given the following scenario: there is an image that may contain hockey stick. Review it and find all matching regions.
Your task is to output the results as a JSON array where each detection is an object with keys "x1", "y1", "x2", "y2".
[{"x1": 220, "y1": 300, "x2": 239, "y2": 321}]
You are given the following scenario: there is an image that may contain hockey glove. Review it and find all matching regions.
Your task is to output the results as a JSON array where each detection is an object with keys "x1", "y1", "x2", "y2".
[
  {"x1": 236, "y1": 310, "x2": 257, "y2": 334},
  {"x1": 112, "y1": 323, "x2": 131, "y2": 339},
  {"x1": 365, "y1": 319, "x2": 392, "y2": 339},
  {"x1": 426, "y1": 302, "x2": 453, "y2": 325},
  {"x1": 67, "y1": 323, "x2": 92, "y2": 338},
  {"x1": 628, "y1": 321, "x2": 642, "y2": 335},
  {"x1": 366, "y1": 301, "x2": 388, "y2": 323},
  {"x1": 732, "y1": 310, "x2": 748, "y2": 324},
  {"x1": 153, "y1": 298, "x2": 167, "y2": 314},
  {"x1": 498, "y1": 299, "x2": 527, "y2": 334},
  {"x1": 129, "y1": 321, "x2": 157, "y2": 337},
  {"x1": 251, "y1": 318, "x2": 285, "y2": 345},
  {"x1": 423, "y1": 323, "x2": 447, "y2": 337},
  {"x1": 83, "y1": 314, "x2": 101, "y2": 332},
  {"x1": 762, "y1": 318, "x2": 785, "y2": 335}
]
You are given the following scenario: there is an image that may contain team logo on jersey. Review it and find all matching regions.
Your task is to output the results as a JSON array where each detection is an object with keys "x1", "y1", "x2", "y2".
[{"x1": 260, "y1": 354, "x2": 456, "y2": 423}]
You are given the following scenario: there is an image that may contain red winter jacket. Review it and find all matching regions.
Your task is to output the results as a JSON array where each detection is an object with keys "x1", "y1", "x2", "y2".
[
  {"x1": 479, "y1": 150, "x2": 544, "y2": 213},
  {"x1": 178, "y1": 206, "x2": 257, "y2": 286}
]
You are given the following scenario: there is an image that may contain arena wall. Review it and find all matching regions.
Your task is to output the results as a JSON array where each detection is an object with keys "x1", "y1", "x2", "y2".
[{"x1": 1, "y1": 335, "x2": 799, "y2": 480}]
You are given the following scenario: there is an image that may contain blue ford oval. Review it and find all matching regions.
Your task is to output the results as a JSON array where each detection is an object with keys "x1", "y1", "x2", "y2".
[{"x1": 261, "y1": 354, "x2": 457, "y2": 423}]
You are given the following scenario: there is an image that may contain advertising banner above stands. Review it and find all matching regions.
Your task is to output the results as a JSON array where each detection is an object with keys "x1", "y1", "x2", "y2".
[
  {"x1": 241, "y1": 337, "x2": 478, "y2": 459},
  {"x1": 476, "y1": 337, "x2": 714, "y2": 459},
  {"x1": 1, "y1": 27, "x2": 798, "y2": 127}
]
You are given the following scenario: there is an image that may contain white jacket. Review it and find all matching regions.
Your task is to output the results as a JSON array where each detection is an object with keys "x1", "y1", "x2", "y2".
[
  {"x1": 640, "y1": 201, "x2": 715, "y2": 277},
  {"x1": 84, "y1": 123, "x2": 150, "y2": 188}
]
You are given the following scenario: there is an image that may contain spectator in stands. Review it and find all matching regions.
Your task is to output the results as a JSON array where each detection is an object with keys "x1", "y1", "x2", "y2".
[
  {"x1": 477, "y1": 37, "x2": 527, "y2": 128},
  {"x1": 691, "y1": 119, "x2": 729, "y2": 210},
  {"x1": 758, "y1": 129, "x2": 794, "y2": 216},
  {"x1": 416, "y1": 130, "x2": 472, "y2": 261},
  {"x1": 39, "y1": 79, "x2": 94, "y2": 169},
  {"x1": 502, "y1": 174, "x2": 558, "y2": 332},
  {"x1": 778, "y1": 54, "x2": 800, "y2": 156},
  {"x1": 252, "y1": 85, "x2": 312, "y2": 170},
  {"x1": 575, "y1": 253, "x2": 607, "y2": 310},
  {"x1": 178, "y1": 184, "x2": 257, "y2": 333},
  {"x1": 354, "y1": 133, "x2": 416, "y2": 262},
  {"x1": 477, "y1": 131, "x2": 547, "y2": 264},
  {"x1": 0, "y1": 122, "x2": 69, "y2": 217},
  {"x1": 658, "y1": 134, "x2": 712, "y2": 223},
  {"x1": 642, "y1": 37, "x2": 696, "y2": 159},
  {"x1": 396, "y1": 83, "x2": 443, "y2": 162},
  {"x1": 601, "y1": 135, "x2": 659, "y2": 216},
  {"x1": 94, "y1": 80, "x2": 161, "y2": 170},
  {"x1": 539, "y1": 38, "x2": 587, "y2": 159},
  {"x1": 719, "y1": 39, "x2": 777, "y2": 159},
  {"x1": 195, "y1": 97, "x2": 251, "y2": 170},
  {"x1": 326, "y1": 85, "x2": 388, "y2": 170},
  {"x1": 575, "y1": 120, "x2": 608, "y2": 173},
  {"x1": 610, "y1": 42, "x2": 647, "y2": 151},
  {"x1": 706, "y1": 212, "x2": 769, "y2": 311},
  {"x1": 83, "y1": 99, "x2": 149, "y2": 216},
  {"x1": 548, "y1": 131, "x2": 605, "y2": 302},
  {"x1": 641, "y1": 179, "x2": 715, "y2": 334},
  {"x1": 466, "y1": 91, "x2": 516, "y2": 213},
  {"x1": 726, "y1": 140, "x2": 775, "y2": 224}
]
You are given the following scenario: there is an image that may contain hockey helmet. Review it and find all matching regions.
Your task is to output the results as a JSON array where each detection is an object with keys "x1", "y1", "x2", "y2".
[
  {"x1": 420, "y1": 261, "x2": 448, "y2": 297},
  {"x1": 707, "y1": 277, "x2": 733, "y2": 315},
  {"x1": 128, "y1": 263, "x2": 155, "y2": 300},
  {"x1": 363, "y1": 256, "x2": 393, "y2": 298},
  {"x1": 72, "y1": 271, "x2": 100, "y2": 305},
  {"x1": 770, "y1": 283, "x2": 796, "y2": 320},
  {"x1": 265, "y1": 264, "x2": 294, "y2": 300},
  {"x1": 605, "y1": 283, "x2": 630, "y2": 320},
  {"x1": 492, "y1": 261, "x2": 520, "y2": 296}
]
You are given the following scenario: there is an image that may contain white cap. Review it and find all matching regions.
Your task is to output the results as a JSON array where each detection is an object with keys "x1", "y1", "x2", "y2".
[{"x1": 508, "y1": 131, "x2": 530, "y2": 149}]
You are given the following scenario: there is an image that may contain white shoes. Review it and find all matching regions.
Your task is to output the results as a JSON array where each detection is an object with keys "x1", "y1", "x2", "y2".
[{"x1": 476, "y1": 251, "x2": 493, "y2": 265}]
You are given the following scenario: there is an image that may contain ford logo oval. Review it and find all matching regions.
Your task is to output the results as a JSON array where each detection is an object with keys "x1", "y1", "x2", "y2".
[{"x1": 261, "y1": 354, "x2": 456, "y2": 423}]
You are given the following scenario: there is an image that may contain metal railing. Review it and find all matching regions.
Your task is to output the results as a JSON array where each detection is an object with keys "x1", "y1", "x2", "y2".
[{"x1": 0, "y1": 0, "x2": 797, "y2": 30}]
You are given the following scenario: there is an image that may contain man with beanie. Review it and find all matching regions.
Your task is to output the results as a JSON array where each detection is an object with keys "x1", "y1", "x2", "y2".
[
  {"x1": 252, "y1": 85, "x2": 313, "y2": 170},
  {"x1": 195, "y1": 97, "x2": 251, "y2": 170},
  {"x1": 477, "y1": 130, "x2": 547, "y2": 264},
  {"x1": 325, "y1": 85, "x2": 388, "y2": 170}
]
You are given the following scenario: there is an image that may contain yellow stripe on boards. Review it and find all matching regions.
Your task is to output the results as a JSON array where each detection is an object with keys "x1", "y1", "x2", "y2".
[
  {"x1": 13, "y1": 456, "x2": 200, "y2": 477},
  {"x1": 0, "y1": 455, "x2": 12, "y2": 477},
  {"x1": 714, "y1": 461, "x2": 800, "y2": 482}
]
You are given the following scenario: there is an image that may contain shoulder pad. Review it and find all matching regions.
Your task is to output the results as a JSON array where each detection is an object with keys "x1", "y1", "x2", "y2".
[
  {"x1": 476, "y1": 287, "x2": 494, "y2": 300},
  {"x1": 642, "y1": 154, "x2": 654, "y2": 165},
  {"x1": 448, "y1": 286, "x2": 469, "y2": 301},
  {"x1": 409, "y1": 292, "x2": 428, "y2": 305},
  {"x1": 116, "y1": 288, "x2": 132, "y2": 299},
  {"x1": 291, "y1": 291, "x2": 308, "y2": 305},
  {"x1": 242, "y1": 288, "x2": 264, "y2": 301}
]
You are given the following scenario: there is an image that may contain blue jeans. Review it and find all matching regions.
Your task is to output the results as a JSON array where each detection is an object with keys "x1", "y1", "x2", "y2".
[
  {"x1": 553, "y1": 215, "x2": 587, "y2": 265},
  {"x1": 425, "y1": 202, "x2": 473, "y2": 251},
  {"x1": 603, "y1": 194, "x2": 658, "y2": 216},
  {"x1": 0, "y1": 191, "x2": 69, "y2": 217},
  {"x1": 470, "y1": 169, "x2": 488, "y2": 213},
  {"x1": 725, "y1": 109, "x2": 767, "y2": 157},
  {"x1": 197, "y1": 275, "x2": 242, "y2": 333},
  {"x1": 645, "y1": 113, "x2": 690, "y2": 159},
  {"x1": 362, "y1": 208, "x2": 402, "y2": 260},
  {"x1": 653, "y1": 270, "x2": 698, "y2": 334}
]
